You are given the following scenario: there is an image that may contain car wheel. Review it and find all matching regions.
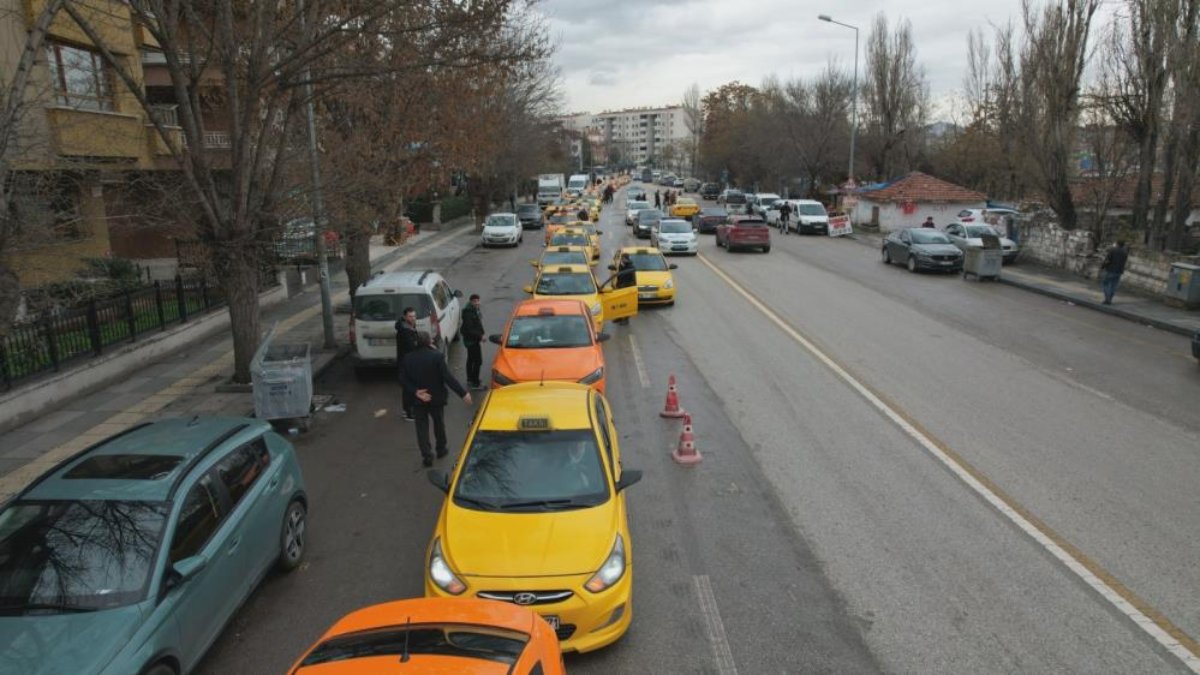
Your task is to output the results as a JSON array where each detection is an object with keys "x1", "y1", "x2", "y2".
[
  {"x1": 907, "y1": 256, "x2": 918, "y2": 273},
  {"x1": 882, "y1": 247, "x2": 891, "y2": 264},
  {"x1": 277, "y1": 500, "x2": 307, "y2": 573},
  {"x1": 763, "y1": 246, "x2": 771, "y2": 253}
]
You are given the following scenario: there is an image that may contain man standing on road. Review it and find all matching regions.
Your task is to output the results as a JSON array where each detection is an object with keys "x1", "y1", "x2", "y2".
[
  {"x1": 1100, "y1": 240, "x2": 1129, "y2": 305},
  {"x1": 779, "y1": 201, "x2": 792, "y2": 234},
  {"x1": 612, "y1": 253, "x2": 637, "y2": 326},
  {"x1": 461, "y1": 294, "x2": 485, "y2": 389},
  {"x1": 395, "y1": 307, "x2": 421, "y2": 421},
  {"x1": 654, "y1": 190, "x2": 661, "y2": 209},
  {"x1": 399, "y1": 331, "x2": 472, "y2": 467},
  {"x1": 922, "y1": 216, "x2": 936, "y2": 228}
]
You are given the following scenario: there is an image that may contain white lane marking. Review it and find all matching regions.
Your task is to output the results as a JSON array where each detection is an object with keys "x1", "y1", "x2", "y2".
[
  {"x1": 628, "y1": 333, "x2": 650, "y2": 388},
  {"x1": 694, "y1": 574, "x2": 738, "y2": 675},
  {"x1": 697, "y1": 253, "x2": 1200, "y2": 672}
]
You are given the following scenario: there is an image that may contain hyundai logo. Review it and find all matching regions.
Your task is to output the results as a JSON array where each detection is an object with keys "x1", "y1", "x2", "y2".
[{"x1": 512, "y1": 592, "x2": 538, "y2": 606}]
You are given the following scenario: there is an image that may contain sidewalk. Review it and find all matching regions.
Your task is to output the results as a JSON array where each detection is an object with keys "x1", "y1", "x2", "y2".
[
  {"x1": 0, "y1": 223, "x2": 474, "y2": 500},
  {"x1": 847, "y1": 230, "x2": 1200, "y2": 337}
]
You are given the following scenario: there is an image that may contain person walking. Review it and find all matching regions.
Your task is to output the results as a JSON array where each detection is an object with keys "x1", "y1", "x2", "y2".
[
  {"x1": 399, "y1": 331, "x2": 472, "y2": 467},
  {"x1": 779, "y1": 201, "x2": 792, "y2": 234},
  {"x1": 461, "y1": 294, "x2": 486, "y2": 389},
  {"x1": 1099, "y1": 240, "x2": 1129, "y2": 305},
  {"x1": 612, "y1": 253, "x2": 637, "y2": 326},
  {"x1": 921, "y1": 216, "x2": 936, "y2": 228},
  {"x1": 394, "y1": 307, "x2": 421, "y2": 421},
  {"x1": 654, "y1": 190, "x2": 661, "y2": 209}
]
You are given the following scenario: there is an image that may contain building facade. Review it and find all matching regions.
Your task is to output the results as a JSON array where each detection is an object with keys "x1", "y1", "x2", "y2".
[{"x1": 557, "y1": 105, "x2": 692, "y2": 169}]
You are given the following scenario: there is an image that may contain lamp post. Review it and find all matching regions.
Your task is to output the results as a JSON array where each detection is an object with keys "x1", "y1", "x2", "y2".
[{"x1": 818, "y1": 14, "x2": 859, "y2": 184}]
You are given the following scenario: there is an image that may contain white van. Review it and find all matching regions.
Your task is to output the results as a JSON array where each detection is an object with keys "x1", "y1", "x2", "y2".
[
  {"x1": 350, "y1": 270, "x2": 463, "y2": 371},
  {"x1": 789, "y1": 200, "x2": 830, "y2": 234},
  {"x1": 566, "y1": 173, "x2": 590, "y2": 197}
]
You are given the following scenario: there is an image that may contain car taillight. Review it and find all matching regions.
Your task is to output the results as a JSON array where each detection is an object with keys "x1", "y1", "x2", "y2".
[{"x1": 429, "y1": 312, "x2": 441, "y2": 339}]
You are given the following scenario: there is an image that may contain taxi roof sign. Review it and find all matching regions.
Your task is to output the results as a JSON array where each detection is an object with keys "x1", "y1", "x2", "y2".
[{"x1": 519, "y1": 416, "x2": 552, "y2": 431}]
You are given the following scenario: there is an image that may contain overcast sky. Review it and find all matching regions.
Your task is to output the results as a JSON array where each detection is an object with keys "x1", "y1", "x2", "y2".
[{"x1": 535, "y1": 0, "x2": 1036, "y2": 120}]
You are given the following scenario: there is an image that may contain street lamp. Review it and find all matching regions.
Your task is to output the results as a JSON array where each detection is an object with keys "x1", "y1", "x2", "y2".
[{"x1": 818, "y1": 14, "x2": 859, "y2": 184}]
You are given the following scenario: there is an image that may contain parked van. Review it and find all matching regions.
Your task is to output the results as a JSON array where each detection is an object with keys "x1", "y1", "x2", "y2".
[{"x1": 351, "y1": 270, "x2": 463, "y2": 372}]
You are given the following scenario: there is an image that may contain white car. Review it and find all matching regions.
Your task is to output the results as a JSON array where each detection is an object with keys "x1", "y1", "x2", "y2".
[
  {"x1": 651, "y1": 219, "x2": 698, "y2": 255},
  {"x1": 480, "y1": 213, "x2": 522, "y2": 247},
  {"x1": 769, "y1": 199, "x2": 830, "y2": 234},
  {"x1": 748, "y1": 193, "x2": 782, "y2": 218},
  {"x1": 957, "y1": 207, "x2": 1018, "y2": 225},
  {"x1": 626, "y1": 200, "x2": 651, "y2": 226},
  {"x1": 351, "y1": 270, "x2": 463, "y2": 370},
  {"x1": 943, "y1": 221, "x2": 1020, "y2": 263}
]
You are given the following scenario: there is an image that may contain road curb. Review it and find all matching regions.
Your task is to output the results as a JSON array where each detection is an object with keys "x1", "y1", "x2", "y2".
[{"x1": 997, "y1": 276, "x2": 1195, "y2": 337}]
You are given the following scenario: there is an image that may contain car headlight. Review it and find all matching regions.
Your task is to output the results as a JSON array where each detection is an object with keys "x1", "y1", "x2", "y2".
[
  {"x1": 663, "y1": 278, "x2": 674, "y2": 289},
  {"x1": 429, "y1": 538, "x2": 466, "y2": 595},
  {"x1": 578, "y1": 367, "x2": 604, "y2": 385},
  {"x1": 584, "y1": 534, "x2": 626, "y2": 593},
  {"x1": 491, "y1": 369, "x2": 515, "y2": 385},
  {"x1": 590, "y1": 302, "x2": 602, "y2": 316}
]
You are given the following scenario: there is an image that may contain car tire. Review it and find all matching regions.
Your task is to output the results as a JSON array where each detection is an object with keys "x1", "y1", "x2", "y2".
[
  {"x1": 277, "y1": 500, "x2": 307, "y2": 573},
  {"x1": 882, "y1": 247, "x2": 891, "y2": 264},
  {"x1": 763, "y1": 246, "x2": 771, "y2": 253},
  {"x1": 907, "y1": 256, "x2": 918, "y2": 273}
]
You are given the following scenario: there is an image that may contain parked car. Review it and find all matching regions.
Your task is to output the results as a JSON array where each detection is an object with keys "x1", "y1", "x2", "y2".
[
  {"x1": 480, "y1": 213, "x2": 523, "y2": 248},
  {"x1": 716, "y1": 216, "x2": 771, "y2": 253},
  {"x1": 489, "y1": 298, "x2": 610, "y2": 392},
  {"x1": 516, "y1": 203, "x2": 543, "y2": 229},
  {"x1": 943, "y1": 222, "x2": 1020, "y2": 263},
  {"x1": 682, "y1": 177, "x2": 701, "y2": 192},
  {"x1": 351, "y1": 269, "x2": 464, "y2": 369},
  {"x1": 625, "y1": 200, "x2": 651, "y2": 226},
  {"x1": 628, "y1": 187, "x2": 647, "y2": 202},
  {"x1": 694, "y1": 207, "x2": 728, "y2": 234},
  {"x1": 700, "y1": 183, "x2": 721, "y2": 200},
  {"x1": 957, "y1": 207, "x2": 1018, "y2": 224},
  {"x1": 652, "y1": 218, "x2": 698, "y2": 255},
  {"x1": 0, "y1": 417, "x2": 308, "y2": 675},
  {"x1": 718, "y1": 189, "x2": 745, "y2": 206},
  {"x1": 882, "y1": 228, "x2": 964, "y2": 273},
  {"x1": 748, "y1": 193, "x2": 781, "y2": 218},
  {"x1": 273, "y1": 217, "x2": 340, "y2": 262},
  {"x1": 635, "y1": 208, "x2": 664, "y2": 239},
  {"x1": 669, "y1": 197, "x2": 701, "y2": 220},
  {"x1": 770, "y1": 199, "x2": 830, "y2": 235}
]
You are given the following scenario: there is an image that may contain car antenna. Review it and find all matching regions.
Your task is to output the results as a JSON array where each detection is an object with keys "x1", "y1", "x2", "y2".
[
  {"x1": 400, "y1": 616, "x2": 412, "y2": 663},
  {"x1": 540, "y1": 368, "x2": 545, "y2": 387}
]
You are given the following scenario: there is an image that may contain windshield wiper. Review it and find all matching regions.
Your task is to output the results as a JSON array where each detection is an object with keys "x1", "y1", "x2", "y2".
[
  {"x1": 0, "y1": 602, "x2": 98, "y2": 614},
  {"x1": 454, "y1": 495, "x2": 501, "y2": 510},
  {"x1": 498, "y1": 498, "x2": 590, "y2": 511}
]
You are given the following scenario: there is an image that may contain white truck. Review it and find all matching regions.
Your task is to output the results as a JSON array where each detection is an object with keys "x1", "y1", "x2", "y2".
[{"x1": 537, "y1": 174, "x2": 565, "y2": 206}]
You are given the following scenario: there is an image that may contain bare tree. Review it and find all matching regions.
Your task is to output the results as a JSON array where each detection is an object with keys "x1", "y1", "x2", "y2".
[
  {"x1": 682, "y1": 83, "x2": 702, "y2": 177},
  {"x1": 861, "y1": 14, "x2": 928, "y2": 180}
]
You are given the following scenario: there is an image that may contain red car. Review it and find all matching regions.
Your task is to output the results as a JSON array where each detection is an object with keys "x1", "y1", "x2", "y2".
[{"x1": 716, "y1": 215, "x2": 771, "y2": 253}]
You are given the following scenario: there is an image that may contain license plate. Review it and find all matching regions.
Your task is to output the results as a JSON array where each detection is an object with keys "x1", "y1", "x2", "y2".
[
  {"x1": 367, "y1": 338, "x2": 395, "y2": 346},
  {"x1": 541, "y1": 615, "x2": 560, "y2": 630},
  {"x1": 639, "y1": 292, "x2": 656, "y2": 299}
]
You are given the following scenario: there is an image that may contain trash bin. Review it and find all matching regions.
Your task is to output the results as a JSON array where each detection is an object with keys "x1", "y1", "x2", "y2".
[
  {"x1": 963, "y1": 234, "x2": 1003, "y2": 281},
  {"x1": 251, "y1": 336, "x2": 313, "y2": 427},
  {"x1": 1164, "y1": 262, "x2": 1200, "y2": 309}
]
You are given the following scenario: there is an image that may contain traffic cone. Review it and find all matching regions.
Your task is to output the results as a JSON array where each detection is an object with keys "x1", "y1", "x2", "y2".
[
  {"x1": 660, "y1": 374, "x2": 685, "y2": 418},
  {"x1": 672, "y1": 413, "x2": 703, "y2": 465}
]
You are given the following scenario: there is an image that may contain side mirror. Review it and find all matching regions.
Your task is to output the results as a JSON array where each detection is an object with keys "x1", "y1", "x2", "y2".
[
  {"x1": 607, "y1": 264, "x2": 617, "y2": 271},
  {"x1": 453, "y1": 289, "x2": 463, "y2": 298},
  {"x1": 167, "y1": 554, "x2": 207, "y2": 592},
  {"x1": 427, "y1": 469, "x2": 450, "y2": 494},
  {"x1": 669, "y1": 264, "x2": 678, "y2": 270},
  {"x1": 616, "y1": 469, "x2": 643, "y2": 491},
  {"x1": 595, "y1": 332, "x2": 611, "y2": 343},
  {"x1": 488, "y1": 334, "x2": 502, "y2": 345},
  {"x1": 522, "y1": 285, "x2": 533, "y2": 294}
]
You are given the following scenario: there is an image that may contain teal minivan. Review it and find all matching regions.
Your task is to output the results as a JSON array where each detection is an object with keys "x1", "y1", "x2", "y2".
[{"x1": 0, "y1": 417, "x2": 308, "y2": 675}]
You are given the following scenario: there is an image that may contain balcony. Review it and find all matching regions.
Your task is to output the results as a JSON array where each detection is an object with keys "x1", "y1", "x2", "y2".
[
  {"x1": 203, "y1": 131, "x2": 231, "y2": 149},
  {"x1": 47, "y1": 107, "x2": 144, "y2": 159}
]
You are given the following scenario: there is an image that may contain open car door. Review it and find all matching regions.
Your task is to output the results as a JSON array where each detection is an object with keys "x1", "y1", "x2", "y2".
[{"x1": 601, "y1": 285, "x2": 638, "y2": 323}]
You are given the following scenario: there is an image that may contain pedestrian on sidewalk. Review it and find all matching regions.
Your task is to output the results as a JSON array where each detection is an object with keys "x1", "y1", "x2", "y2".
[
  {"x1": 395, "y1": 307, "x2": 421, "y2": 420},
  {"x1": 399, "y1": 331, "x2": 472, "y2": 467},
  {"x1": 461, "y1": 294, "x2": 486, "y2": 389},
  {"x1": 1100, "y1": 240, "x2": 1129, "y2": 305}
]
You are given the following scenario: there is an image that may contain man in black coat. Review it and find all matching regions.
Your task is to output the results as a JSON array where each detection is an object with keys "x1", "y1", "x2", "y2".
[
  {"x1": 399, "y1": 332, "x2": 473, "y2": 466},
  {"x1": 395, "y1": 307, "x2": 421, "y2": 420},
  {"x1": 1100, "y1": 240, "x2": 1129, "y2": 305},
  {"x1": 461, "y1": 294, "x2": 485, "y2": 389}
]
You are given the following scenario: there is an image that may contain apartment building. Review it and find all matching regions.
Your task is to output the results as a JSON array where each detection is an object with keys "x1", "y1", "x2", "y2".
[{"x1": 593, "y1": 105, "x2": 690, "y2": 167}]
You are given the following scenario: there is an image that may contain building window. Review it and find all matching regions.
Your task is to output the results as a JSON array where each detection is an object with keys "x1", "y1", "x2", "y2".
[{"x1": 45, "y1": 43, "x2": 113, "y2": 111}]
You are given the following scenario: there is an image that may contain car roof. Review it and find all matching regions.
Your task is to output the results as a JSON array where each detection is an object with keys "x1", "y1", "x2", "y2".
[
  {"x1": 618, "y1": 246, "x2": 663, "y2": 255},
  {"x1": 478, "y1": 382, "x2": 593, "y2": 431},
  {"x1": 358, "y1": 270, "x2": 441, "y2": 293},
  {"x1": 792, "y1": 199, "x2": 822, "y2": 205},
  {"x1": 21, "y1": 417, "x2": 268, "y2": 503},
  {"x1": 540, "y1": 264, "x2": 592, "y2": 274},
  {"x1": 313, "y1": 598, "x2": 536, "y2": 642},
  {"x1": 660, "y1": 219, "x2": 690, "y2": 225},
  {"x1": 513, "y1": 298, "x2": 590, "y2": 317}
]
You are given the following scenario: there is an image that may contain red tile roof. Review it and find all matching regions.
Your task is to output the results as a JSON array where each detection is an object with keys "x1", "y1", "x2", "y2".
[{"x1": 859, "y1": 172, "x2": 986, "y2": 204}]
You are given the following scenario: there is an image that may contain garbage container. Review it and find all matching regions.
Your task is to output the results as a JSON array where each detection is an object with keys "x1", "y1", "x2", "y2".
[
  {"x1": 251, "y1": 338, "x2": 313, "y2": 428},
  {"x1": 963, "y1": 234, "x2": 1003, "y2": 281},
  {"x1": 1164, "y1": 262, "x2": 1200, "y2": 309}
]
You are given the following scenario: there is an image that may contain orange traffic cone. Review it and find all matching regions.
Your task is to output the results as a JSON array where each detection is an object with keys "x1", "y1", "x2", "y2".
[
  {"x1": 660, "y1": 374, "x2": 685, "y2": 418},
  {"x1": 672, "y1": 413, "x2": 703, "y2": 465}
]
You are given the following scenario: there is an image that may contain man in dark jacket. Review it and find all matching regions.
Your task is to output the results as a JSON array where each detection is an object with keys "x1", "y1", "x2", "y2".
[
  {"x1": 1100, "y1": 240, "x2": 1129, "y2": 305},
  {"x1": 461, "y1": 294, "x2": 485, "y2": 389},
  {"x1": 399, "y1": 332, "x2": 472, "y2": 466},
  {"x1": 612, "y1": 253, "x2": 637, "y2": 325},
  {"x1": 395, "y1": 307, "x2": 421, "y2": 421}
]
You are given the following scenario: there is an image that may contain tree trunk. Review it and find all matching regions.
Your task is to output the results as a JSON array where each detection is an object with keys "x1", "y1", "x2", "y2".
[
  {"x1": 1152, "y1": 124, "x2": 1180, "y2": 249},
  {"x1": 345, "y1": 226, "x2": 372, "y2": 301},
  {"x1": 1131, "y1": 130, "x2": 1159, "y2": 232},
  {"x1": 217, "y1": 246, "x2": 262, "y2": 384},
  {"x1": 1167, "y1": 127, "x2": 1199, "y2": 251}
]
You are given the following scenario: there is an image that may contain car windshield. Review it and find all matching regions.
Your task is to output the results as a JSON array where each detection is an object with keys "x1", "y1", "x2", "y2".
[
  {"x1": 0, "y1": 500, "x2": 167, "y2": 613},
  {"x1": 301, "y1": 625, "x2": 529, "y2": 667},
  {"x1": 454, "y1": 430, "x2": 609, "y2": 510},
  {"x1": 629, "y1": 253, "x2": 668, "y2": 270},
  {"x1": 541, "y1": 252, "x2": 588, "y2": 266},
  {"x1": 660, "y1": 222, "x2": 691, "y2": 234},
  {"x1": 516, "y1": 205, "x2": 539, "y2": 216},
  {"x1": 797, "y1": 203, "x2": 827, "y2": 216},
  {"x1": 627, "y1": 201, "x2": 649, "y2": 211},
  {"x1": 725, "y1": 193, "x2": 746, "y2": 204},
  {"x1": 550, "y1": 234, "x2": 588, "y2": 247},
  {"x1": 535, "y1": 272, "x2": 596, "y2": 295},
  {"x1": 549, "y1": 215, "x2": 571, "y2": 225},
  {"x1": 963, "y1": 225, "x2": 1000, "y2": 238},
  {"x1": 911, "y1": 230, "x2": 952, "y2": 244},
  {"x1": 353, "y1": 293, "x2": 433, "y2": 322},
  {"x1": 505, "y1": 315, "x2": 592, "y2": 348},
  {"x1": 759, "y1": 197, "x2": 778, "y2": 207},
  {"x1": 485, "y1": 215, "x2": 516, "y2": 228},
  {"x1": 638, "y1": 209, "x2": 663, "y2": 222}
]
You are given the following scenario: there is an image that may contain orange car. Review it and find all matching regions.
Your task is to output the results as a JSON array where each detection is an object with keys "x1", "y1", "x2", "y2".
[
  {"x1": 489, "y1": 298, "x2": 609, "y2": 392},
  {"x1": 288, "y1": 597, "x2": 564, "y2": 675}
]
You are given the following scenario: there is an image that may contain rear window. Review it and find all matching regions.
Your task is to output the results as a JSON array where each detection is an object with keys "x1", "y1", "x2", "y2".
[
  {"x1": 64, "y1": 455, "x2": 183, "y2": 480},
  {"x1": 301, "y1": 625, "x2": 529, "y2": 667},
  {"x1": 517, "y1": 204, "x2": 540, "y2": 215},
  {"x1": 725, "y1": 193, "x2": 746, "y2": 204},
  {"x1": 638, "y1": 209, "x2": 663, "y2": 222},
  {"x1": 353, "y1": 293, "x2": 434, "y2": 321}
]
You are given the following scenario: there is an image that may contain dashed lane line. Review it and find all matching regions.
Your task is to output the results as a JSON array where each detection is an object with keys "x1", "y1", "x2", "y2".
[
  {"x1": 628, "y1": 333, "x2": 650, "y2": 388},
  {"x1": 696, "y1": 252, "x2": 1200, "y2": 672},
  {"x1": 694, "y1": 574, "x2": 738, "y2": 675}
]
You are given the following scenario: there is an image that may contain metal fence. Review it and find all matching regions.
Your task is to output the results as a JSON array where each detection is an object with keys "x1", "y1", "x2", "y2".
[{"x1": 0, "y1": 276, "x2": 225, "y2": 391}]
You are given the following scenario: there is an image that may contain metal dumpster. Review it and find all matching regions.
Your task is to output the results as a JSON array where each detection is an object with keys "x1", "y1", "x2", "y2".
[
  {"x1": 251, "y1": 331, "x2": 313, "y2": 428},
  {"x1": 963, "y1": 234, "x2": 1003, "y2": 281},
  {"x1": 1164, "y1": 262, "x2": 1200, "y2": 309}
]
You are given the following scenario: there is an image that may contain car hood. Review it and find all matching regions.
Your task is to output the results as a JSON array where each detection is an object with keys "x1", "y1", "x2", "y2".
[
  {"x1": 0, "y1": 605, "x2": 144, "y2": 675},
  {"x1": 444, "y1": 502, "x2": 618, "y2": 577},
  {"x1": 798, "y1": 215, "x2": 829, "y2": 223},
  {"x1": 912, "y1": 243, "x2": 962, "y2": 256},
  {"x1": 493, "y1": 346, "x2": 602, "y2": 384},
  {"x1": 635, "y1": 271, "x2": 673, "y2": 286}
]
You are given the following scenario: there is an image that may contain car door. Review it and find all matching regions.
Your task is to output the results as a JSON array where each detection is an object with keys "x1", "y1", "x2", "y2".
[
  {"x1": 896, "y1": 230, "x2": 912, "y2": 259},
  {"x1": 944, "y1": 224, "x2": 965, "y2": 250},
  {"x1": 211, "y1": 437, "x2": 279, "y2": 593},
  {"x1": 600, "y1": 285, "x2": 638, "y2": 323}
]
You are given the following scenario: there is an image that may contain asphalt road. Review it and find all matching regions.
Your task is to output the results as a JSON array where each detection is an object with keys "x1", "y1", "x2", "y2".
[{"x1": 199, "y1": 185, "x2": 1200, "y2": 673}]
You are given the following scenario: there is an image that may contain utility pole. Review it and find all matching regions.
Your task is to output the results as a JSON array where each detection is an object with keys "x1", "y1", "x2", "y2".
[
  {"x1": 819, "y1": 14, "x2": 859, "y2": 184},
  {"x1": 299, "y1": 0, "x2": 335, "y2": 349}
]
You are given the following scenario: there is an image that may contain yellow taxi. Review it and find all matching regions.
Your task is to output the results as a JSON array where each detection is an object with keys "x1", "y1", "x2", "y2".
[
  {"x1": 530, "y1": 245, "x2": 591, "y2": 270},
  {"x1": 582, "y1": 196, "x2": 602, "y2": 221},
  {"x1": 611, "y1": 246, "x2": 678, "y2": 306},
  {"x1": 523, "y1": 264, "x2": 637, "y2": 331},
  {"x1": 549, "y1": 228, "x2": 597, "y2": 262},
  {"x1": 567, "y1": 223, "x2": 603, "y2": 260},
  {"x1": 423, "y1": 382, "x2": 642, "y2": 654},
  {"x1": 669, "y1": 196, "x2": 700, "y2": 220},
  {"x1": 543, "y1": 214, "x2": 578, "y2": 245}
]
